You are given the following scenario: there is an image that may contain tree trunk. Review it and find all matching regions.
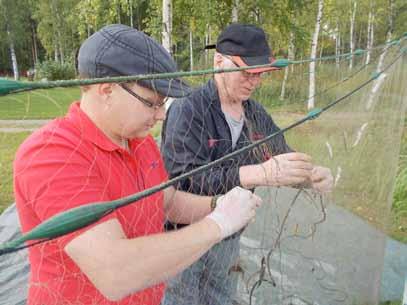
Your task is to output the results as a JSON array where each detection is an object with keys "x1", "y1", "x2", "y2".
[
  {"x1": 59, "y1": 42, "x2": 64, "y2": 64},
  {"x1": 253, "y1": 7, "x2": 260, "y2": 23},
  {"x1": 307, "y1": 0, "x2": 324, "y2": 110},
  {"x1": 335, "y1": 22, "x2": 341, "y2": 69},
  {"x1": 117, "y1": 1, "x2": 122, "y2": 24},
  {"x1": 376, "y1": 0, "x2": 394, "y2": 73},
  {"x1": 232, "y1": 0, "x2": 239, "y2": 22},
  {"x1": 318, "y1": 43, "x2": 324, "y2": 66},
  {"x1": 51, "y1": 0, "x2": 64, "y2": 63},
  {"x1": 205, "y1": 24, "x2": 211, "y2": 67},
  {"x1": 189, "y1": 30, "x2": 194, "y2": 71},
  {"x1": 58, "y1": 28, "x2": 64, "y2": 64},
  {"x1": 7, "y1": 27, "x2": 19, "y2": 80},
  {"x1": 280, "y1": 31, "x2": 294, "y2": 100},
  {"x1": 349, "y1": 0, "x2": 357, "y2": 69},
  {"x1": 54, "y1": 41, "x2": 59, "y2": 62},
  {"x1": 162, "y1": 0, "x2": 172, "y2": 55},
  {"x1": 370, "y1": 13, "x2": 374, "y2": 52},
  {"x1": 31, "y1": 20, "x2": 39, "y2": 66},
  {"x1": 365, "y1": 7, "x2": 373, "y2": 65},
  {"x1": 357, "y1": 21, "x2": 363, "y2": 47},
  {"x1": 365, "y1": 0, "x2": 394, "y2": 110},
  {"x1": 128, "y1": 0, "x2": 134, "y2": 28}
]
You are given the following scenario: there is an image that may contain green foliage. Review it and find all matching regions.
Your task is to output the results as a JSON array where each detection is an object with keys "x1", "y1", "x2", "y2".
[
  {"x1": 0, "y1": 0, "x2": 406, "y2": 80},
  {"x1": 393, "y1": 166, "x2": 407, "y2": 212},
  {"x1": 35, "y1": 60, "x2": 76, "y2": 81},
  {"x1": 34, "y1": 0, "x2": 81, "y2": 62},
  {"x1": 392, "y1": 129, "x2": 407, "y2": 242},
  {"x1": 380, "y1": 300, "x2": 402, "y2": 305},
  {"x1": 0, "y1": 0, "x2": 38, "y2": 74}
]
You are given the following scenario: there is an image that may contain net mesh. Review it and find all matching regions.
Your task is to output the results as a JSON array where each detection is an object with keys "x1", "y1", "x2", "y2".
[{"x1": 0, "y1": 39, "x2": 406, "y2": 305}]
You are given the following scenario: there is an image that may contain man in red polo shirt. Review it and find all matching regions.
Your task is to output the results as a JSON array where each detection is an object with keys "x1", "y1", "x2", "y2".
[{"x1": 14, "y1": 24, "x2": 262, "y2": 305}]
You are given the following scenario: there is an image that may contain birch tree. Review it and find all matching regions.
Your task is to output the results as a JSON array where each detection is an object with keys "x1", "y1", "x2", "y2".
[
  {"x1": 349, "y1": 0, "x2": 357, "y2": 69},
  {"x1": 6, "y1": 26, "x2": 19, "y2": 80},
  {"x1": 280, "y1": 31, "x2": 295, "y2": 100},
  {"x1": 365, "y1": 2, "x2": 374, "y2": 65},
  {"x1": 335, "y1": 21, "x2": 341, "y2": 68},
  {"x1": 232, "y1": 0, "x2": 239, "y2": 22},
  {"x1": 365, "y1": 0, "x2": 394, "y2": 110},
  {"x1": 162, "y1": 0, "x2": 172, "y2": 55},
  {"x1": 30, "y1": 18, "x2": 39, "y2": 65},
  {"x1": 127, "y1": 0, "x2": 134, "y2": 27},
  {"x1": 308, "y1": 0, "x2": 324, "y2": 110},
  {"x1": 0, "y1": 0, "x2": 32, "y2": 79},
  {"x1": 204, "y1": 23, "x2": 211, "y2": 67},
  {"x1": 189, "y1": 29, "x2": 193, "y2": 71},
  {"x1": 376, "y1": 0, "x2": 394, "y2": 73}
]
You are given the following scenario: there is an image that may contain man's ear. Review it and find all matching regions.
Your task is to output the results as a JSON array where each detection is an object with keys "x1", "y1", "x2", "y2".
[
  {"x1": 214, "y1": 52, "x2": 224, "y2": 69},
  {"x1": 98, "y1": 83, "x2": 114, "y2": 99}
]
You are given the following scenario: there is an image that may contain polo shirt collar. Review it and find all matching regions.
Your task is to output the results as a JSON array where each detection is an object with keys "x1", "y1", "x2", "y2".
[{"x1": 66, "y1": 102, "x2": 130, "y2": 152}]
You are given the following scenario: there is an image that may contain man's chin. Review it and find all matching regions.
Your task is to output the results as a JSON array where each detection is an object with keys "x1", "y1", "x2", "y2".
[
  {"x1": 130, "y1": 130, "x2": 150, "y2": 140},
  {"x1": 240, "y1": 93, "x2": 252, "y2": 101}
]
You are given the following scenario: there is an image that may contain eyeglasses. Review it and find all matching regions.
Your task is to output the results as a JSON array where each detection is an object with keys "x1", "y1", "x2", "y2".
[
  {"x1": 119, "y1": 84, "x2": 166, "y2": 110},
  {"x1": 224, "y1": 56, "x2": 263, "y2": 80}
]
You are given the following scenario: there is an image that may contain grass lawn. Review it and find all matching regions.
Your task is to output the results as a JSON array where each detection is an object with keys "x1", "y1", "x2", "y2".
[
  {"x1": 0, "y1": 87, "x2": 80, "y2": 119},
  {"x1": 0, "y1": 132, "x2": 31, "y2": 212}
]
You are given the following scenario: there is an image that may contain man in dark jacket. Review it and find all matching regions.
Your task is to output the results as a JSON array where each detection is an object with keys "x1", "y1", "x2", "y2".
[{"x1": 161, "y1": 24, "x2": 333, "y2": 305}]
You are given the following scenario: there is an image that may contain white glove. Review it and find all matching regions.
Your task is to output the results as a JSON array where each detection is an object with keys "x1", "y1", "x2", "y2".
[{"x1": 206, "y1": 187, "x2": 262, "y2": 239}]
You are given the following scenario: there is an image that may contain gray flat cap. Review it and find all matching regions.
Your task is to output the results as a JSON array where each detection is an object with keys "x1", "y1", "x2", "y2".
[{"x1": 78, "y1": 24, "x2": 190, "y2": 98}]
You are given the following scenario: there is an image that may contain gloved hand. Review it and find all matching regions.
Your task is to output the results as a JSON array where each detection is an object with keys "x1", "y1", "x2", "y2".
[{"x1": 206, "y1": 187, "x2": 262, "y2": 239}]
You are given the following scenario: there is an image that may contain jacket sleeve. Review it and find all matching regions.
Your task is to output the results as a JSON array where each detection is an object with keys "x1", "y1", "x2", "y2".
[{"x1": 161, "y1": 99, "x2": 241, "y2": 196}]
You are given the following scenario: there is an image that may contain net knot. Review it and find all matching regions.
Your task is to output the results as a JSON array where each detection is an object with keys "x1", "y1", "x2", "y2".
[
  {"x1": 371, "y1": 72, "x2": 381, "y2": 80},
  {"x1": 272, "y1": 59, "x2": 291, "y2": 68},
  {"x1": 354, "y1": 49, "x2": 365, "y2": 56},
  {"x1": 387, "y1": 40, "x2": 400, "y2": 47},
  {"x1": 307, "y1": 108, "x2": 322, "y2": 120}
]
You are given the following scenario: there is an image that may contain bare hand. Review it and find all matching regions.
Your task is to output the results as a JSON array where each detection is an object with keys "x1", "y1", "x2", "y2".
[
  {"x1": 261, "y1": 152, "x2": 313, "y2": 187},
  {"x1": 310, "y1": 166, "x2": 333, "y2": 193}
]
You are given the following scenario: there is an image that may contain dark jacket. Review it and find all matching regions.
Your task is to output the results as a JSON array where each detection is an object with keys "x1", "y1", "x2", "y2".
[{"x1": 161, "y1": 79, "x2": 291, "y2": 198}]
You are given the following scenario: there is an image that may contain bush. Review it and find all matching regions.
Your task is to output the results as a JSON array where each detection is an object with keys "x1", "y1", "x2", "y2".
[{"x1": 35, "y1": 60, "x2": 76, "y2": 81}]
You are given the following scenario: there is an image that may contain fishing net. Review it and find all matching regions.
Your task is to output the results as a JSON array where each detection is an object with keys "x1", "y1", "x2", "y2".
[
  {"x1": 0, "y1": 37, "x2": 406, "y2": 305},
  {"x1": 235, "y1": 44, "x2": 407, "y2": 305}
]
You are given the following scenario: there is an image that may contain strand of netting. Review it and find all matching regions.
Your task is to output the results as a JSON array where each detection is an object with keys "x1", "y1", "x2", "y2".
[{"x1": 0, "y1": 36, "x2": 406, "y2": 257}]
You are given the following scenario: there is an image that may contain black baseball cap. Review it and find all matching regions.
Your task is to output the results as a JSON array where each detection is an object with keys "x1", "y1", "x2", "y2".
[
  {"x1": 206, "y1": 23, "x2": 279, "y2": 73},
  {"x1": 78, "y1": 24, "x2": 190, "y2": 97}
]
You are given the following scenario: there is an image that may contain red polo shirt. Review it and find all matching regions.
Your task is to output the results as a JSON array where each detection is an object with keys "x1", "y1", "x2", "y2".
[{"x1": 14, "y1": 102, "x2": 168, "y2": 305}]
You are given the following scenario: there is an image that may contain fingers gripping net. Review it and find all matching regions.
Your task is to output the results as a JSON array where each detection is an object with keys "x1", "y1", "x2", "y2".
[{"x1": 0, "y1": 40, "x2": 406, "y2": 305}]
